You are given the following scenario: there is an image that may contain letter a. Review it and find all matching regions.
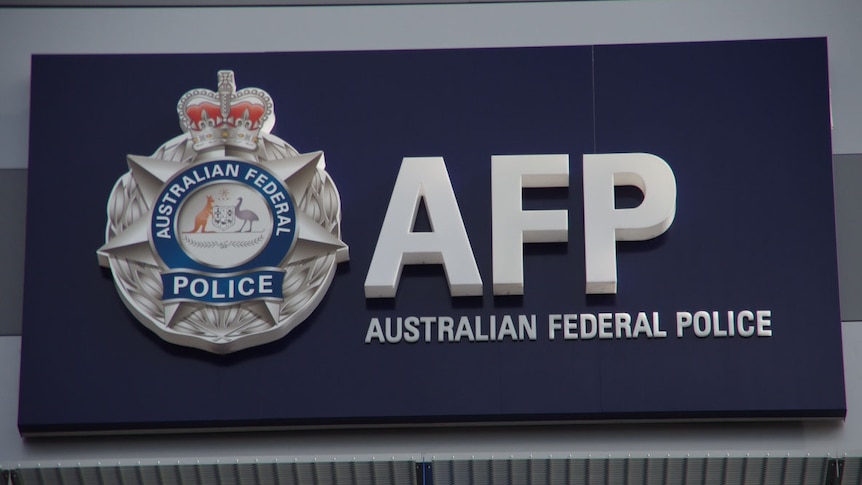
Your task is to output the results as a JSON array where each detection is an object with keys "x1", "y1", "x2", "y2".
[{"x1": 364, "y1": 157, "x2": 483, "y2": 298}]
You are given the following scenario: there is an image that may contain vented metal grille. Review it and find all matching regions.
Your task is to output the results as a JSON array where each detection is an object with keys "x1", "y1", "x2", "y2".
[
  {"x1": 7, "y1": 459, "x2": 417, "y2": 485},
  {"x1": 2, "y1": 455, "x2": 846, "y2": 485},
  {"x1": 837, "y1": 457, "x2": 862, "y2": 485},
  {"x1": 429, "y1": 456, "x2": 831, "y2": 485}
]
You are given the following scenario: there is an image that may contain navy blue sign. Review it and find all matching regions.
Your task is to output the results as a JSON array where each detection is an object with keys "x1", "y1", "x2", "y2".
[{"x1": 19, "y1": 38, "x2": 845, "y2": 435}]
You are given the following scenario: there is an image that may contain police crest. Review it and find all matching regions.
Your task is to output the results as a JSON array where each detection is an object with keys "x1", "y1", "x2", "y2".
[{"x1": 97, "y1": 71, "x2": 348, "y2": 354}]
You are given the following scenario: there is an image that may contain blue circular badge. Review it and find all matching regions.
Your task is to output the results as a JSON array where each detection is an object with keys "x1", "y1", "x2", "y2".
[{"x1": 150, "y1": 160, "x2": 297, "y2": 273}]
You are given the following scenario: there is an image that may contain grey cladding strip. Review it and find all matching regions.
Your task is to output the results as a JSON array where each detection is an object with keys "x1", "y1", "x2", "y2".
[
  {"x1": 833, "y1": 154, "x2": 862, "y2": 321},
  {"x1": 0, "y1": 169, "x2": 25, "y2": 336}
]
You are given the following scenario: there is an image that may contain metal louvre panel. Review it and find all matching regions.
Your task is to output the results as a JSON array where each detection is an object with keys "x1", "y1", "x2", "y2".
[
  {"x1": 587, "y1": 458, "x2": 607, "y2": 485},
  {"x1": 663, "y1": 458, "x2": 687, "y2": 485},
  {"x1": 11, "y1": 459, "x2": 417, "y2": 485},
  {"x1": 429, "y1": 456, "x2": 832, "y2": 485},
  {"x1": 432, "y1": 458, "x2": 592, "y2": 485},
  {"x1": 839, "y1": 457, "x2": 862, "y2": 485},
  {"x1": 5, "y1": 456, "x2": 839, "y2": 485}
]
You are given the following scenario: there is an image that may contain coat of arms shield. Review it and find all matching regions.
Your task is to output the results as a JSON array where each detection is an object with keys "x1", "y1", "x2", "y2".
[{"x1": 212, "y1": 204, "x2": 236, "y2": 231}]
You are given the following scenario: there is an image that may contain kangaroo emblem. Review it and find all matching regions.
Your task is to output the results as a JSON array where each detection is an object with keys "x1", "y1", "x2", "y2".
[{"x1": 190, "y1": 195, "x2": 215, "y2": 233}]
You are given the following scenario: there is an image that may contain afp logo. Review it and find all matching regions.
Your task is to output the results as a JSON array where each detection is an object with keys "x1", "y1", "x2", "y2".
[{"x1": 97, "y1": 71, "x2": 348, "y2": 354}]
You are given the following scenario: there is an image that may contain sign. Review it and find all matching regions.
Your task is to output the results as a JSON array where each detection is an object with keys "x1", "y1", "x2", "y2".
[{"x1": 19, "y1": 38, "x2": 844, "y2": 435}]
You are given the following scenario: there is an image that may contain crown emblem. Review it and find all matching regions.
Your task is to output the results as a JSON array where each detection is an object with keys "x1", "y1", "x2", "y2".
[{"x1": 177, "y1": 70, "x2": 274, "y2": 152}]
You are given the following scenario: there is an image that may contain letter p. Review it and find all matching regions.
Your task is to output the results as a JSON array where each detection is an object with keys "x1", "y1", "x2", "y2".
[
  {"x1": 172, "y1": 275, "x2": 189, "y2": 295},
  {"x1": 582, "y1": 153, "x2": 676, "y2": 294}
]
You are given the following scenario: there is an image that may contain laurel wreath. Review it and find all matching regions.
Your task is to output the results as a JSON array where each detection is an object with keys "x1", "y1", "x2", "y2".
[
  {"x1": 181, "y1": 233, "x2": 266, "y2": 249},
  {"x1": 106, "y1": 133, "x2": 341, "y2": 345}
]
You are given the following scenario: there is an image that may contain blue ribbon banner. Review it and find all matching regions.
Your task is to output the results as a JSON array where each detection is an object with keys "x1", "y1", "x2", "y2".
[{"x1": 161, "y1": 269, "x2": 284, "y2": 304}]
